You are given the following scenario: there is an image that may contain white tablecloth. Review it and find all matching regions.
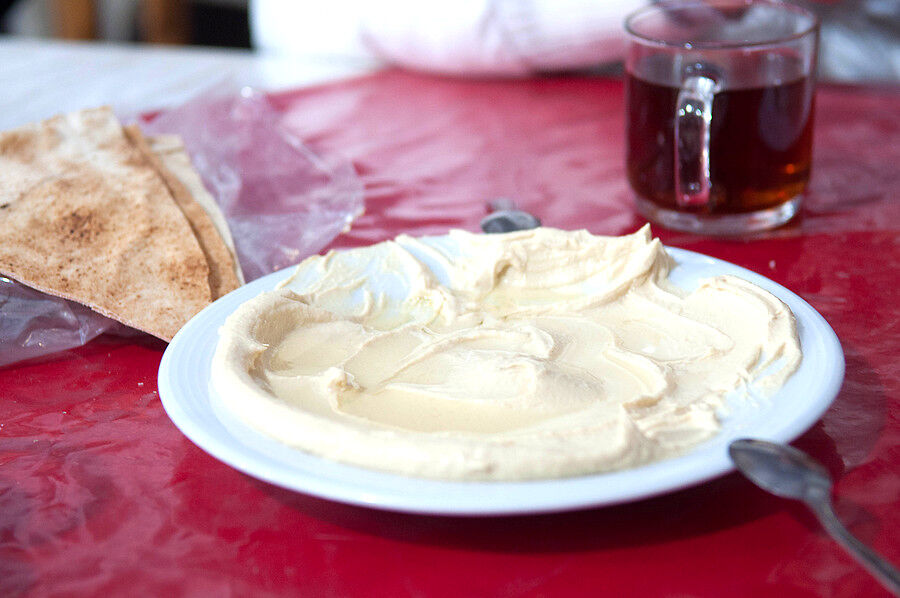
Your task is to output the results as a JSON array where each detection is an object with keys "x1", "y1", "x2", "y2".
[{"x1": 0, "y1": 37, "x2": 377, "y2": 128}]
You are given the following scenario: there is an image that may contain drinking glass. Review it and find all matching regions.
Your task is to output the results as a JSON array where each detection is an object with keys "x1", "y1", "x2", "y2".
[{"x1": 625, "y1": 0, "x2": 819, "y2": 235}]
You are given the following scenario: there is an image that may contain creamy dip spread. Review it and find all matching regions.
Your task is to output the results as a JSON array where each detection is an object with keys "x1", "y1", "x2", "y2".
[{"x1": 211, "y1": 226, "x2": 801, "y2": 480}]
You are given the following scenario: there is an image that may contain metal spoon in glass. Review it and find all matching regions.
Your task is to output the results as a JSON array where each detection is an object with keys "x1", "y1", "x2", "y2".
[{"x1": 729, "y1": 439, "x2": 900, "y2": 595}]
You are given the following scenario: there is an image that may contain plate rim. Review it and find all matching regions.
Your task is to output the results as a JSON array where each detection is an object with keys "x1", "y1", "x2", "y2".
[{"x1": 158, "y1": 244, "x2": 845, "y2": 516}]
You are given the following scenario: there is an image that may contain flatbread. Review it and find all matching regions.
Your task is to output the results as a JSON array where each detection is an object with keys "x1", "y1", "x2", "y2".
[
  {"x1": 0, "y1": 107, "x2": 211, "y2": 341},
  {"x1": 124, "y1": 125, "x2": 243, "y2": 297},
  {"x1": 145, "y1": 132, "x2": 243, "y2": 284}
]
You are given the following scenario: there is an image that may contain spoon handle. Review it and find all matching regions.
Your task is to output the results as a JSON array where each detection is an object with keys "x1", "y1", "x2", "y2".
[{"x1": 808, "y1": 498, "x2": 900, "y2": 596}]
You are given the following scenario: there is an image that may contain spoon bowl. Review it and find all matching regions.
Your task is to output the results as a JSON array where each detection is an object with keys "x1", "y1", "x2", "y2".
[
  {"x1": 729, "y1": 438, "x2": 831, "y2": 501},
  {"x1": 480, "y1": 209, "x2": 541, "y2": 233},
  {"x1": 730, "y1": 438, "x2": 900, "y2": 595}
]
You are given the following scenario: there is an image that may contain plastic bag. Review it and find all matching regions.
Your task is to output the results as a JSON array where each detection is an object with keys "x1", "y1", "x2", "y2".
[{"x1": 0, "y1": 86, "x2": 364, "y2": 368}]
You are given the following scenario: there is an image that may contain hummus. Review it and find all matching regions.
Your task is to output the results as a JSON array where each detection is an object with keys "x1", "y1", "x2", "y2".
[{"x1": 211, "y1": 226, "x2": 801, "y2": 480}]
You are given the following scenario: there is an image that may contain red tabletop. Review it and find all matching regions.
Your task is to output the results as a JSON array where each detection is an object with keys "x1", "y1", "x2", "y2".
[{"x1": 2, "y1": 71, "x2": 899, "y2": 597}]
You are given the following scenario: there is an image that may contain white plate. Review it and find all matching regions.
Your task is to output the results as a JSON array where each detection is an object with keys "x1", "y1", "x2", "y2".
[{"x1": 158, "y1": 246, "x2": 844, "y2": 516}]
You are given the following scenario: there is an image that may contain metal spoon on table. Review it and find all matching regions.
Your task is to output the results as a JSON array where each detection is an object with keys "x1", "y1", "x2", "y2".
[
  {"x1": 480, "y1": 199, "x2": 541, "y2": 233},
  {"x1": 730, "y1": 439, "x2": 900, "y2": 596}
]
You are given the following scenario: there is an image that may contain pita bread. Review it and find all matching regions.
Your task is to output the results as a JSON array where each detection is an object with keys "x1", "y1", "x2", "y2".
[
  {"x1": 0, "y1": 107, "x2": 211, "y2": 341},
  {"x1": 145, "y1": 132, "x2": 243, "y2": 284},
  {"x1": 124, "y1": 124, "x2": 243, "y2": 297}
]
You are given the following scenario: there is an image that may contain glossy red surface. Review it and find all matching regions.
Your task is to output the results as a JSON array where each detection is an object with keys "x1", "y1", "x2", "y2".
[{"x1": 2, "y1": 72, "x2": 898, "y2": 597}]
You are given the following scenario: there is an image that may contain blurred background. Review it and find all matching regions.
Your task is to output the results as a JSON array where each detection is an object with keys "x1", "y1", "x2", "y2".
[
  {"x1": 0, "y1": 0, "x2": 898, "y2": 82},
  {"x1": 0, "y1": 0, "x2": 250, "y2": 47}
]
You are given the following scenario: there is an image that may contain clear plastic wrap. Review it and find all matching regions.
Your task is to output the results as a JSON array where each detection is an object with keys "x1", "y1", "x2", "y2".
[{"x1": 0, "y1": 86, "x2": 363, "y2": 368}]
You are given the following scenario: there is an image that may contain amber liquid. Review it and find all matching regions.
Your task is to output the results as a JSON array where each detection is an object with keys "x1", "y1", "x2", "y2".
[{"x1": 626, "y1": 72, "x2": 815, "y2": 214}]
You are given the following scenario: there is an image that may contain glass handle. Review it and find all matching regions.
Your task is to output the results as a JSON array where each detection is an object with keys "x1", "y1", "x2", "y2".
[{"x1": 674, "y1": 75, "x2": 717, "y2": 208}]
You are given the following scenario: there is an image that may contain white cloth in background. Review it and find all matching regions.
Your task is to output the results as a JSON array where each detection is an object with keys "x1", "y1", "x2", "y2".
[
  {"x1": 251, "y1": 0, "x2": 900, "y2": 82},
  {"x1": 803, "y1": 0, "x2": 900, "y2": 82},
  {"x1": 250, "y1": 0, "x2": 643, "y2": 76}
]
